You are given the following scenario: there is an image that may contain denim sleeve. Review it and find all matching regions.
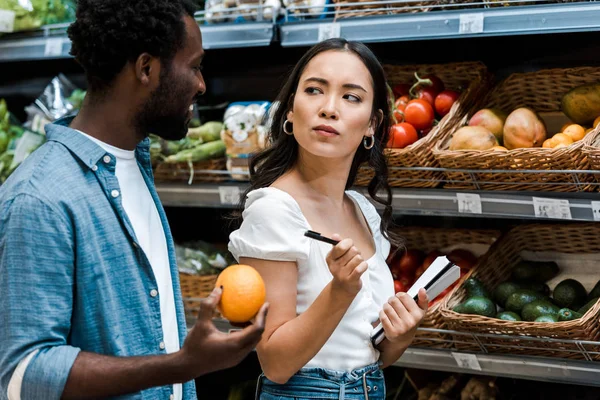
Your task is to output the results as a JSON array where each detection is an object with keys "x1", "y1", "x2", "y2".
[{"x1": 0, "y1": 193, "x2": 81, "y2": 400}]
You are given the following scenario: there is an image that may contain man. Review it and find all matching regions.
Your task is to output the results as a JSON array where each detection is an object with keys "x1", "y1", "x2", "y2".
[{"x1": 0, "y1": 1, "x2": 268, "y2": 399}]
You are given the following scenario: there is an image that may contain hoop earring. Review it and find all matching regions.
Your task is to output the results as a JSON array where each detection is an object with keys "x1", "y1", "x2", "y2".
[
  {"x1": 363, "y1": 136, "x2": 375, "y2": 150},
  {"x1": 283, "y1": 120, "x2": 293, "y2": 135}
]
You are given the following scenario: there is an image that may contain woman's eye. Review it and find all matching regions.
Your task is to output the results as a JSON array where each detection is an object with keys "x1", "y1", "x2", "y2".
[
  {"x1": 345, "y1": 94, "x2": 361, "y2": 103},
  {"x1": 305, "y1": 87, "x2": 322, "y2": 95},
  {"x1": 193, "y1": 65, "x2": 204, "y2": 72}
]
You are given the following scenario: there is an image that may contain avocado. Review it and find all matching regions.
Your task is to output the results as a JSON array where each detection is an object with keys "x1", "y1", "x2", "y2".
[
  {"x1": 553, "y1": 279, "x2": 587, "y2": 310},
  {"x1": 511, "y1": 261, "x2": 559, "y2": 283},
  {"x1": 453, "y1": 297, "x2": 497, "y2": 318},
  {"x1": 496, "y1": 311, "x2": 522, "y2": 321},
  {"x1": 521, "y1": 300, "x2": 560, "y2": 322},
  {"x1": 505, "y1": 290, "x2": 546, "y2": 314},
  {"x1": 520, "y1": 281, "x2": 551, "y2": 296},
  {"x1": 558, "y1": 308, "x2": 583, "y2": 321},
  {"x1": 463, "y1": 278, "x2": 491, "y2": 299},
  {"x1": 535, "y1": 315, "x2": 558, "y2": 323},
  {"x1": 493, "y1": 282, "x2": 521, "y2": 308},
  {"x1": 578, "y1": 297, "x2": 599, "y2": 315},
  {"x1": 588, "y1": 280, "x2": 600, "y2": 301}
]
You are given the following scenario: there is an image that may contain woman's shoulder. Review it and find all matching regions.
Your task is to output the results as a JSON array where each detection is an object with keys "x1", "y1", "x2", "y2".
[
  {"x1": 346, "y1": 190, "x2": 379, "y2": 221},
  {"x1": 244, "y1": 187, "x2": 306, "y2": 219}
]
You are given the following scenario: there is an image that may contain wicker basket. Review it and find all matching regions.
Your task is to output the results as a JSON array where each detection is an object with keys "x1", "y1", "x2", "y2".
[
  {"x1": 433, "y1": 67, "x2": 600, "y2": 192},
  {"x1": 332, "y1": 0, "x2": 479, "y2": 20},
  {"x1": 440, "y1": 223, "x2": 600, "y2": 360},
  {"x1": 393, "y1": 226, "x2": 499, "y2": 348},
  {"x1": 179, "y1": 273, "x2": 219, "y2": 318},
  {"x1": 582, "y1": 128, "x2": 600, "y2": 189},
  {"x1": 154, "y1": 157, "x2": 227, "y2": 184},
  {"x1": 355, "y1": 62, "x2": 488, "y2": 189}
]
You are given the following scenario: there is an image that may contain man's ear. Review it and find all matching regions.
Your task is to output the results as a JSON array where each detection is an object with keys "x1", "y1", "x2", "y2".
[{"x1": 135, "y1": 53, "x2": 156, "y2": 86}]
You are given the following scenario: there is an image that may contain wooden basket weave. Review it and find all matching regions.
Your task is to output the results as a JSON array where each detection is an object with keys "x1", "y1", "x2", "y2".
[
  {"x1": 393, "y1": 226, "x2": 499, "y2": 348},
  {"x1": 332, "y1": 0, "x2": 478, "y2": 20},
  {"x1": 433, "y1": 67, "x2": 600, "y2": 192},
  {"x1": 154, "y1": 157, "x2": 227, "y2": 184},
  {"x1": 440, "y1": 223, "x2": 600, "y2": 360},
  {"x1": 179, "y1": 273, "x2": 219, "y2": 318},
  {"x1": 355, "y1": 62, "x2": 487, "y2": 189},
  {"x1": 582, "y1": 128, "x2": 600, "y2": 189}
]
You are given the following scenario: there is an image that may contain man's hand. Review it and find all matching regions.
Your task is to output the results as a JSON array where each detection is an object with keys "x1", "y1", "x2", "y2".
[{"x1": 180, "y1": 287, "x2": 269, "y2": 377}]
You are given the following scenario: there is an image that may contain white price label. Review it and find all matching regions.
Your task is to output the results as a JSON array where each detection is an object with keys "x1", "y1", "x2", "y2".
[
  {"x1": 533, "y1": 197, "x2": 572, "y2": 220},
  {"x1": 44, "y1": 38, "x2": 64, "y2": 57},
  {"x1": 459, "y1": 13, "x2": 484, "y2": 34},
  {"x1": 452, "y1": 352, "x2": 482, "y2": 371},
  {"x1": 318, "y1": 23, "x2": 341, "y2": 42},
  {"x1": 218, "y1": 186, "x2": 241, "y2": 205},
  {"x1": 0, "y1": 10, "x2": 15, "y2": 33},
  {"x1": 592, "y1": 201, "x2": 600, "y2": 221},
  {"x1": 457, "y1": 193, "x2": 482, "y2": 214}
]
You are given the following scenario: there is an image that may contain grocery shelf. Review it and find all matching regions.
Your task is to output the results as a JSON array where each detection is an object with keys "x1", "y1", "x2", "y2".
[
  {"x1": 156, "y1": 182, "x2": 600, "y2": 222},
  {"x1": 280, "y1": 1, "x2": 600, "y2": 47},
  {"x1": 0, "y1": 12, "x2": 276, "y2": 62},
  {"x1": 203, "y1": 318, "x2": 600, "y2": 387},
  {"x1": 396, "y1": 347, "x2": 600, "y2": 387}
]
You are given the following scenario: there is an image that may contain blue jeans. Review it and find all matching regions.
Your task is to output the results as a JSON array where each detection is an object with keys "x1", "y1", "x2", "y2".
[{"x1": 256, "y1": 363, "x2": 385, "y2": 400}]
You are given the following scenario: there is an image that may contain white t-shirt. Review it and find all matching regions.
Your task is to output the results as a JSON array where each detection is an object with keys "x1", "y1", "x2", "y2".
[
  {"x1": 228, "y1": 187, "x2": 395, "y2": 372},
  {"x1": 7, "y1": 132, "x2": 182, "y2": 400}
]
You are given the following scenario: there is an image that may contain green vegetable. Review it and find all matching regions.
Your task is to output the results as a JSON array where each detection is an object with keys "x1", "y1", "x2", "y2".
[
  {"x1": 0, "y1": 130, "x2": 8, "y2": 153},
  {"x1": 558, "y1": 308, "x2": 583, "y2": 322},
  {"x1": 535, "y1": 315, "x2": 558, "y2": 323},
  {"x1": 187, "y1": 121, "x2": 224, "y2": 143},
  {"x1": 463, "y1": 278, "x2": 491, "y2": 299},
  {"x1": 453, "y1": 297, "x2": 497, "y2": 318},
  {"x1": 496, "y1": 311, "x2": 521, "y2": 321},
  {"x1": 578, "y1": 298, "x2": 599, "y2": 315},
  {"x1": 164, "y1": 140, "x2": 226, "y2": 163}
]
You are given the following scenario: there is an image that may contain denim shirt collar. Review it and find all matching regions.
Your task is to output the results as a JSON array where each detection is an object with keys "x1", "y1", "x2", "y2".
[{"x1": 46, "y1": 116, "x2": 152, "y2": 171}]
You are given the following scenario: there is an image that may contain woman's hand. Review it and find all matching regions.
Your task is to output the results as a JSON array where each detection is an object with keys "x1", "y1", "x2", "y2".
[
  {"x1": 379, "y1": 288, "x2": 428, "y2": 347},
  {"x1": 326, "y1": 234, "x2": 368, "y2": 297}
]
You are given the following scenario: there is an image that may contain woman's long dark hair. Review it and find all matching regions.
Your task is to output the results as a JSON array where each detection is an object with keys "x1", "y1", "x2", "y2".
[{"x1": 235, "y1": 38, "x2": 402, "y2": 249}]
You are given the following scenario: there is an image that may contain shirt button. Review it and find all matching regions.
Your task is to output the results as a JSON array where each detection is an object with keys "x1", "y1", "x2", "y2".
[
  {"x1": 103, "y1": 155, "x2": 111, "y2": 164},
  {"x1": 111, "y1": 190, "x2": 120, "y2": 198},
  {"x1": 159, "y1": 341, "x2": 166, "y2": 350},
  {"x1": 150, "y1": 289, "x2": 158, "y2": 297},
  {"x1": 91, "y1": 165, "x2": 98, "y2": 172}
]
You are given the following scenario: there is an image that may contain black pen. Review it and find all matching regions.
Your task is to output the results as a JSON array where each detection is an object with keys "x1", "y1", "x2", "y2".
[{"x1": 304, "y1": 230, "x2": 340, "y2": 246}]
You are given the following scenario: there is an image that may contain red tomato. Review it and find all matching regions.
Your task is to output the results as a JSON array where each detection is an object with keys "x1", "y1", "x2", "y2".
[
  {"x1": 387, "y1": 123, "x2": 419, "y2": 149},
  {"x1": 394, "y1": 96, "x2": 409, "y2": 111},
  {"x1": 392, "y1": 249, "x2": 425, "y2": 276},
  {"x1": 435, "y1": 90, "x2": 460, "y2": 117},
  {"x1": 422, "y1": 74, "x2": 445, "y2": 94},
  {"x1": 393, "y1": 83, "x2": 411, "y2": 98},
  {"x1": 415, "y1": 86, "x2": 437, "y2": 106},
  {"x1": 404, "y1": 99, "x2": 435, "y2": 131}
]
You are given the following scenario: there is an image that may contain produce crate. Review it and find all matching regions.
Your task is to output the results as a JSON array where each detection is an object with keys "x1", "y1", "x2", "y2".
[
  {"x1": 433, "y1": 67, "x2": 600, "y2": 192},
  {"x1": 440, "y1": 223, "x2": 600, "y2": 360},
  {"x1": 179, "y1": 273, "x2": 220, "y2": 318},
  {"x1": 355, "y1": 61, "x2": 487, "y2": 189},
  {"x1": 332, "y1": 0, "x2": 479, "y2": 20},
  {"x1": 392, "y1": 227, "x2": 499, "y2": 348},
  {"x1": 154, "y1": 157, "x2": 228, "y2": 184}
]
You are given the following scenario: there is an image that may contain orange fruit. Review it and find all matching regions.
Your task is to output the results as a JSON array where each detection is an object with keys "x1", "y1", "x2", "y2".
[
  {"x1": 543, "y1": 138, "x2": 556, "y2": 149},
  {"x1": 594, "y1": 116, "x2": 600, "y2": 128},
  {"x1": 215, "y1": 264, "x2": 266, "y2": 323},
  {"x1": 561, "y1": 122, "x2": 573, "y2": 132},
  {"x1": 552, "y1": 133, "x2": 574, "y2": 147},
  {"x1": 563, "y1": 124, "x2": 586, "y2": 141},
  {"x1": 491, "y1": 146, "x2": 508, "y2": 152}
]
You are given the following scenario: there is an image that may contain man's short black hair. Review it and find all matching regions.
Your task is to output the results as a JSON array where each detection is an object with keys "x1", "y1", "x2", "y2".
[{"x1": 68, "y1": 0, "x2": 198, "y2": 91}]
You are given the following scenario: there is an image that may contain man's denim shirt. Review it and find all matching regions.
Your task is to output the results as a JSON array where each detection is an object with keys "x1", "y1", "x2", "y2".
[{"x1": 0, "y1": 118, "x2": 196, "y2": 400}]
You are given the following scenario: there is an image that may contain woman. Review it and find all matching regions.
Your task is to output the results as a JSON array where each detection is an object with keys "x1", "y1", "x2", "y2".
[{"x1": 228, "y1": 38, "x2": 428, "y2": 399}]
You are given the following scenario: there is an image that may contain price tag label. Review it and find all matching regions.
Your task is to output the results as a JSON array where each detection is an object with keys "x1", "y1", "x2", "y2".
[
  {"x1": 452, "y1": 352, "x2": 482, "y2": 371},
  {"x1": 0, "y1": 10, "x2": 15, "y2": 33},
  {"x1": 457, "y1": 193, "x2": 482, "y2": 214},
  {"x1": 44, "y1": 38, "x2": 64, "y2": 57},
  {"x1": 459, "y1": 13, "x2": 484, "y2": 34},
  {"x1": 218, "y1": 186, "x2": 241, "y2": 205},
  {"x1": 533, "y1": 197, "x2": 572, "y2": 220},
  {"x1": 318, "y1": 23, "x2": 341, "y2": 42},
  {"x1": 592, "y1": 201, "x2": 600, "y2": 221}
]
